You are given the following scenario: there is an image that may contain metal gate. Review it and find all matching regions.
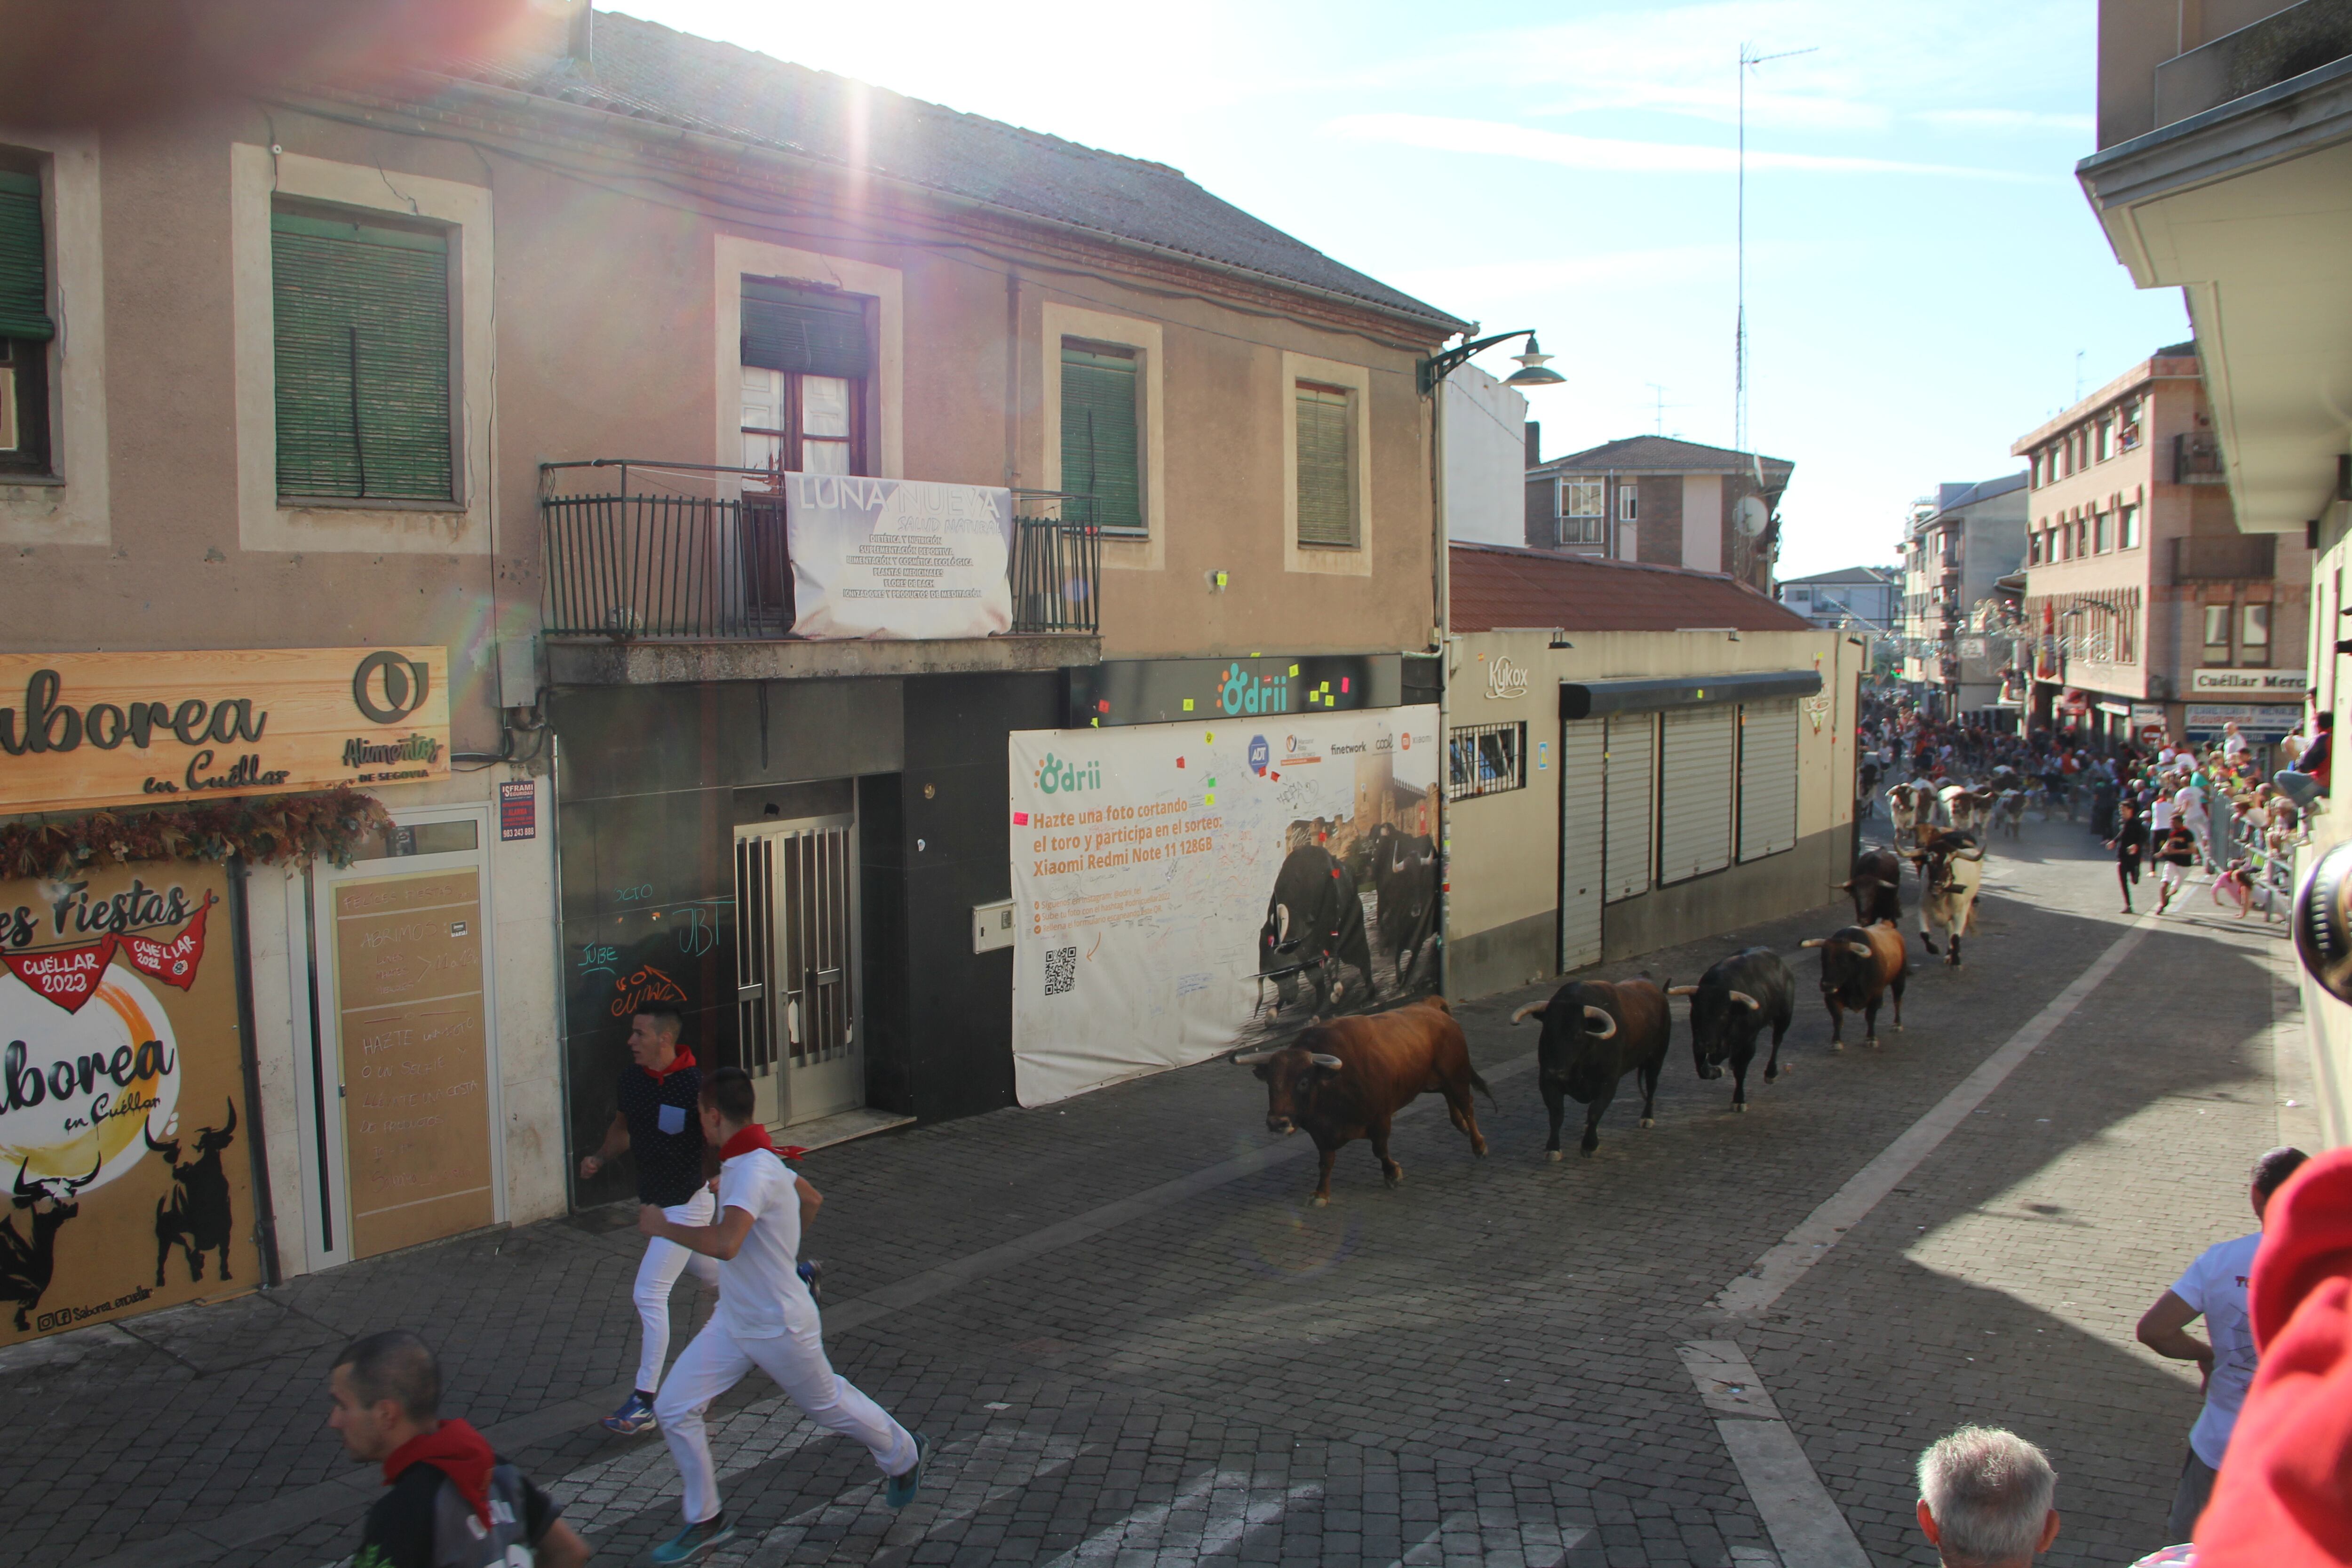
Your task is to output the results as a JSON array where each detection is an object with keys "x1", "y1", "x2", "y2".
[
  {"x1": 1558, "y1": 718, "x2": 1605, "y2": 971},
  {"x1": 732, "y1": 814, "x2": 862, "y2": 1129}
]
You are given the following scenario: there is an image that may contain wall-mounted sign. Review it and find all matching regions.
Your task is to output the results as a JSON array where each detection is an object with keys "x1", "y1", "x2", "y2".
[
  {"x1": 0, "y1": 860, "x2": 254, "y2": 1344},
  {"x1": 1955, "y1": 637, "x2": 1987, "y2": 661},
  {"x1": 1483, "y1": 655, "x2": 1529, "y2": 700},
  {"x1": 2190, "y1": 668, "x2": 2307, "y2": 698},
  {"x1": 1068, "y1": 655, "x2": 1409, "y2": 728},
  {"x1": 785, "y1": 475, "x2": 1013, "y2": 639},
  {"x1": 0, "y1": 648, "x2": 449, "y2": 817},
  {"x1": 2184, "y1": 702, "x2": 2303, "y2": 740},
  {"x1": 498, "y1": 779, "x2": 536, "y2": 842}
]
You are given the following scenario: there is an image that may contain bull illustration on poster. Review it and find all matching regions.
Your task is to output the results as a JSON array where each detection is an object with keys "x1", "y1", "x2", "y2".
[{"x1": 1010, "y1": 705, "x2": 1441, "y2": 1106}]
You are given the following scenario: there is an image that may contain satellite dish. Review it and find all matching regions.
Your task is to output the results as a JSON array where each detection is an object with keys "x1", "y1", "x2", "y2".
[{"x1": 1736, "y1": 496, "x2": 1769, "y2": 537}]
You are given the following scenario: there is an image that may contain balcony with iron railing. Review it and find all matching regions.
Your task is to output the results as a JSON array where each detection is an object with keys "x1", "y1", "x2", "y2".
[
  {"x1": 539, "y1": 460, "x2": 1103, "y2": 684},
  {"x1": 2174, "y1": 433, "x2": 2227, "y2": 484},
  {"x1": 2171, "y1": 533, "x2": 2276, "y2": 582}
]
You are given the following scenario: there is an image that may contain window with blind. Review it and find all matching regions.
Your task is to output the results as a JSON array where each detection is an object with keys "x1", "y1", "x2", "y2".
[
  {"x1": 0, "y1": 166, "x2": 52, "y2": 474},
  {"x1": 1295, "y1": 381, "x2": 1356, "y2": 547},
  {"x1": 271, "y1": 209, "x2": 453, "y2": 501},
  {"x1": 1658, "y1": 706, "x2": 1735, "y2": 883},
  {"x1": 740, "y1": 279, "x2": 871, "y2": 477},
  {"x1": 1060, "y1": 340, "x2": 1142, "y2": 533}
]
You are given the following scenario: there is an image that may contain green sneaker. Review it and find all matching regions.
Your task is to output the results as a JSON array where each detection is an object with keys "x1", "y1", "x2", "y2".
[
  {"x1": 649, "y1": 1514, "x2": 737, "y2": 1564},
  {"x1": 884, "y1": 1433, "x2": 929, "y2": 1509}
]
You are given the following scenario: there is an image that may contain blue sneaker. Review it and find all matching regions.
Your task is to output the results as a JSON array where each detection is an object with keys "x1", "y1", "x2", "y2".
[
  {"x1": 884, "y1": 1433, "x2": 929, "y2": 1509},
  {"x1": 649, "y1": 1514, "x2": 737, "y2": 1563},
  {"x1": 600, "y1": 1392, "x2": 658, "y2": 1436}
]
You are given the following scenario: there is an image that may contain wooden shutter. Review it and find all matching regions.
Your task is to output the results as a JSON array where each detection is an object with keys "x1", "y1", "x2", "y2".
[
  {"x1": 1295, "y1": 383, "x2": 1354, "y2": 546},
  {"x1": 1737, "y1": 699, "x2": 1800, "y2": 861},
  {"x1": 741, "y1": 279, "x2": 870, "y2": 378},
  {"x1": 1659, "y1": 706, "x2": 1735, "y2": 883},
  {"x1": 1602, "y1": 713, "x2": 1655, "y2": 902},
  {"x1": 271, "y1": 211, "x2": 452, "y2": 501},
  {"x1": 0, "y1": 170, "x2": 51, "y2": 341},
  {"x1": 1559, "y1": 717, "x2": 1605, "y2": 969},
  {"x1": 1059, "y1": 343, "x2": 1142, "y2": 532}
]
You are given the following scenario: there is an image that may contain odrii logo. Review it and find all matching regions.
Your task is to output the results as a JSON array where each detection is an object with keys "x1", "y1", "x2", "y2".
[
  {"x1": 1032, "y1": 752, "x2": 1102, "y2": 795},
  {"x1": 1218, "y1": 662, "x2": 1288, "y2": 716}
]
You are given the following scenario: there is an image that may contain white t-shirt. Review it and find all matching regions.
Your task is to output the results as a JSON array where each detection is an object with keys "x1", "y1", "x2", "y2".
[
  {"x1": 2151, "y1": 796, "x2": 2175, "y2": 831},
  {"x1": 2224, "y1": 732, "x2": 2249, "y2": 759},
  {"x1": 2173, "y1": 1232, "x2": 2262, "y2": 1467},
  {"x1": 715, "y1": 1147, "x2": 820, "y2": 1340},
  {"x1": 2176, "y1": 783, "x2": 2208, "y2": 823}
]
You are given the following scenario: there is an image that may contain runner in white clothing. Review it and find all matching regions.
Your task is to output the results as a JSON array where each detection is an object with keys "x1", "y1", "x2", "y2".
[{"x1": 638, "y1": 1067, "x2": 926, "y2": 1565}]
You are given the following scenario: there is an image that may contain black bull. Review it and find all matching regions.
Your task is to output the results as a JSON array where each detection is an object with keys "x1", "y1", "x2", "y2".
[
  {"x1": 0, "y1": 1155, "x2": 100, "y2": 1332},
  {"x1": 1257, "y1": 845, "x2": 1374, "y2": 1017},
  {"x1": 1666, "y1": 946, "x2": 1796, "y2": 1111},
  {"x1": 1369, "y1": 825, "x2": 1438, "y2": 986},
  {"x1": 1512, "y1": 978, "x2": 1672, "y2": 1157},
  {"x1": 1837, "y1": 847, "x2": 1903, "y2": 926},
  {"x1": 147, "y1": 1099, "x2": 239, "y2": 1287}
]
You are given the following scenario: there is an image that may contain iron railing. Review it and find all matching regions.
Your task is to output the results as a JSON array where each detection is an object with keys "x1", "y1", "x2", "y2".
[
  {"x1": 539, "y1": 461, "x2": 1099, "y2": 639},
  {"x1": 2175, "y1": 433, "x2": 2226, "y2": 484}
]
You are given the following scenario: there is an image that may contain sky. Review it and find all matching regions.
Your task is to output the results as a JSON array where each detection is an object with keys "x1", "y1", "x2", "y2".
[{"x1": 618, "y1": 0, "x2": 2189, "y2": 579}]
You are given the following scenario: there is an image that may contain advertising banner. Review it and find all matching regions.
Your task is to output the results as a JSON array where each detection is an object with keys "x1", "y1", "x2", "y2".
[
  {"x1": 0, "y1": 647, "x2": 449, "y2": 816},
  {"x1": 784, "y1": 473, "x2": 1013, "y2": 639},
  {"x1": 2185, "y1": 702, "x2": 2303, "y2": 740},
  {"x1": 0, "y1": 860, "x2": 254, "y2": 1344},
  {"x1": 1010, "y1": 705, "x2": 1440, "y2": 1106},
  {"x1": 2189, "y1": 668, "x2": 2307, "y2": 698}
]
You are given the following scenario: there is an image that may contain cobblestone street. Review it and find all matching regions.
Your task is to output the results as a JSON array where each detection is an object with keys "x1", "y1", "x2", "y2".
[{"x1": 0, "y1": 816, "x2": 2308, "y2": 1568}]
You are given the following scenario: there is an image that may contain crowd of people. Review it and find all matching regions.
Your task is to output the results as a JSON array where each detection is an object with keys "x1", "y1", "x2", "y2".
[{"x1": 1854, "y1": 696, "x2": 2330, "y2": 922}]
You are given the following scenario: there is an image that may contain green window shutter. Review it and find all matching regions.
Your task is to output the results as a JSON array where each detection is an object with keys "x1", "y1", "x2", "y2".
[
  {"x1": 1059, "y1": 344, "x2": 1142, "y2": 533},
  {"x1": 741, "y1": 279, "x2": 870, "y2": 378},
  {"x1": 0, "y1": 170, "x2": 52, "y2": 342},
  {"x1": 1295, "y1": 384, "x2": 1354, "y2": 546},
  {"x1": 271, "y1": 210, "x2": 453, "y2": 501}
]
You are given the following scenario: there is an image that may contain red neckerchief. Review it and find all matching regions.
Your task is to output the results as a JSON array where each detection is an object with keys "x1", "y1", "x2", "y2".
[
  {"x1": 719, "y1": 1122, "x2": 775, "y2": 1161},
  {"x1": 641, "y1": 1046, "x2": 697, "y2": 1083},
  {"x1": 382, "y1": 1417, "x2": 496, "y2": 1524}
]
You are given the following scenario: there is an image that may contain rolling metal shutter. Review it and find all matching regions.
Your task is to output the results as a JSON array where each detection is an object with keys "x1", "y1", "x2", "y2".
[
  {"x1": 1602, "y1": 713, "x2": 1655, "y2": 903},
  {"x1": 740, "y1": 279, "x2": 870, "y2": 378},
  {"x1": 1060, "y1": 343, "x2": 1143, "y2": 533},
  {"x1": 0, "y1": 170, "x2": 51, "y2": 341},
  {"x1": 271, "y1": 211, "x2": 452, "y2": 501},
  {"x1": 1658, "y1": 705, "x2": 1734, "y2": 883},
  {"x1": 1559, "y1": 717, "x2": 1605, "y2": 969},
  {"x1": 1737, "y1": 698, "x2": 1800, "y2": 861},
  {"x1": 1295, "y1": 383, "x2": 1354, "y2": 546}
]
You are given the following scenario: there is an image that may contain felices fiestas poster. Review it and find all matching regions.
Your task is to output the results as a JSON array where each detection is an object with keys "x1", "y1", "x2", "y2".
[
  {"x1": 0, "y1": 860, "x2": 254, "y2": 1343},
  {"x1": 1009, "y1": 705, "x2": 1441, "y2": 1106}
]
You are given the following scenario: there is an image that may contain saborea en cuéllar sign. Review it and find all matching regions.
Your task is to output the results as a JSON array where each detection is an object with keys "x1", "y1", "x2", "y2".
[{"x1": 0, "y1": 648, "x2": 449, "y2": 815}]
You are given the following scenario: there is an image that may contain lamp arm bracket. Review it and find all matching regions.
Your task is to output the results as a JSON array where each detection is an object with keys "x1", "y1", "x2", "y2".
[{"x1": 1417, "y1": 329, "x2": 1536, "y2": 396}]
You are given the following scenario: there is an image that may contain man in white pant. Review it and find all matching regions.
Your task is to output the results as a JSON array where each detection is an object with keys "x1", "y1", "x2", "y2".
[
  {"x1": 579, "y1": 1009, "x2": 718, "y2": 1436},
  {"x1": 639, "y1": 1066, "x2": 925, "y2": 1564}
]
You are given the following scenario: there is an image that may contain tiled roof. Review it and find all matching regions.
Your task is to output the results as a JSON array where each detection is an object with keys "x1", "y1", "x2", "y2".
[
  {"x1": 1930, "y1": 472, "x2": 2028, "y2": 515},
  {"x1": 442, "y1": 12, "x2": 1464, "y2": 332},
  {"x1": 1528, "y1": 435, "x2": 1795, "y2": 483},
  {"x1": 1782, "y1": 565, "x2": 1897, "y2": 586},
  {"x1": 1449, "y1": 543, "x2": 1816, "y2": 634}
]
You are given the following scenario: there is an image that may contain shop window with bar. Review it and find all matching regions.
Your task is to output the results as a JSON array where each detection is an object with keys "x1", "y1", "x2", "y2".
[{"x1": 1447, "y1": 721, "x2": 1525, "y2": 801}]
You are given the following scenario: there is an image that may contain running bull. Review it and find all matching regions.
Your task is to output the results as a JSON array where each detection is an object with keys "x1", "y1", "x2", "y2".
[
  {"x1": 147, "y1": 1100, "x2": 239, "y2": 1286},
  {"x1": 1232, "y1": 998, "x2": 1490, "y2": 1205},
  {"x1": 1511, "y1": 978, "x2": 1671, "y2": 1158},
  {"x1": 1257, "y1": 844, "x2": 1374, "y2": 1018},
  {"x1": 1666, "y1": 947, "x2": 1796, "y2": 1111},
  {"x1": 1368, "y1": 823, "x2": 1439, "y2": 989},
  {"x1": 1836, "y1": 848, "x2": 1903, "y2": 926},
  {"x1": 1909, "y1": 826, "x2": 1985, "y2": 967},
  {"x1": 1800, "y1": 922, "x2": 1907, "y2": 1049}
]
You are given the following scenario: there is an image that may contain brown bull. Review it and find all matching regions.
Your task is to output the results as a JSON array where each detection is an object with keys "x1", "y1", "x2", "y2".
[
  {"x1": 1232, "y1": 999, "x2": 1492, "y2": 1205},
  {"x1": 1836, "y1": 847, "x2": 1903, "y2": 926},
  {"x1": 1800, "y1": 921, "x2": 1907, "y2": 1049}
]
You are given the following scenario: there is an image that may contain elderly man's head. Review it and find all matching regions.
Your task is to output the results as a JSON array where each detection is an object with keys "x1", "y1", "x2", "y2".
[{"x1": 1916, "y1": 1427, "x2": 2060, "y2": 1567}]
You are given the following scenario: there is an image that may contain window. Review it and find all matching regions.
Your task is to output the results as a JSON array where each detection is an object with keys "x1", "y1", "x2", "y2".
[
  {"x1": 271, "y1": 209, "x2": 453, "y2": 501},
  {"x1": 0, "y1": 167, "x2": 51, "y2": 475},
  {"x1": 740, "y1": 279, "x2": 870, "y2": 477},
  {"x1": 1058, "y1": 339, "x2": 1142, "y2": 533},
  {"x1": 1294, "y1": 381, "x2": 1356, "y2": 547},
  {"x1": 2241, "y1": 603, "x2": 2271, "y2": 665},
  {"x1": 2094, "y1": 509, "x2": 2111, "y2": 552},
  {"x1": 2119, "y1": 502, "x2": 2140, "y2": 549},
  {"x1": 2096, "y1": 419, "x2": 2114, "y2": 462},
  {"x1": 2203, "y1": 603, "x2": 2232, "y2": 665},
  {"x1": 1559, "y1": 477, "x2": 1604, "y2": 545},
  {"x1": 1447, "y1": 721, "x2": 1525, "y2": 800},
  {"x1": 1618, "y1": 482, "x2": 1639, "y2": 522}
]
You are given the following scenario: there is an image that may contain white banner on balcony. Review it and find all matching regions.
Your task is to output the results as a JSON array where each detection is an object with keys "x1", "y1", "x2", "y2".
[{"x1": 785, "y1": 474, "x2": 1014, "y2": 639}]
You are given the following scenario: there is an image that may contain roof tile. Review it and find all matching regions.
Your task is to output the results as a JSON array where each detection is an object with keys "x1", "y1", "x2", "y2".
[{"x1": 1450, "y1": 543, "x2": 1815, "y2": 634}]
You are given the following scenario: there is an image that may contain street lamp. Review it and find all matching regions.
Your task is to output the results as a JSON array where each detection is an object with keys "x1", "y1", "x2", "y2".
[{"x1": 1418, "y1": 326, "x2": 1563, "y2": 1000}]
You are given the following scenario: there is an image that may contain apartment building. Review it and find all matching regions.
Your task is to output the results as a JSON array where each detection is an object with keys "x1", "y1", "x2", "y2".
[
  {"x1": 1522, "y1": 436, "x2": 1792, "y2": 590},
  {"x1": 2013, "y1": 343, "x2": 2310, "y2": 755},
  {"x1": 0, "y1": 4, "x2": 1463, "y2": 1341},
  {"x1": 1895, "y1": 476, "x2": 2028, "y2": 718},
  {"x1": 2078, "y1": 0, "x2": 2352, "y2": 1143},
  {"x1": 1780, "y1": 566, "x2": 1900, "y2": 633}
]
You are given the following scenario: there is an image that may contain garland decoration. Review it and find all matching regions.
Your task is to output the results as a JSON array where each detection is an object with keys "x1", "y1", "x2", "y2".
[{"x1": 0, "y1": 788, "x2": 393, "y2": 883}]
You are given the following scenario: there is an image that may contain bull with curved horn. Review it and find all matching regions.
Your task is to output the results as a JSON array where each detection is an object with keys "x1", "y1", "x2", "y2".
[
  {"x1": 1513, "y1": 978, "x2": 1670, "y2": 1158},
  {"x1": 1, "y1": 1148, "x2": 102, "y2": 1332},
  {"x1": 147, "y1": 1098, "x2": 240, "y2": 1287}
]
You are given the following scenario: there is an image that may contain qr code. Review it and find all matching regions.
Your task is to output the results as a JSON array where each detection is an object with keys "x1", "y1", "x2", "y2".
[{"x1": 1044, "y1": 947, "x2": 1077, "y2": 996}]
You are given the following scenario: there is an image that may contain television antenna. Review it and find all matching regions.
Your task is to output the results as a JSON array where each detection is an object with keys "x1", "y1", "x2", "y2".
[
  {"x1": 1735, "y1": 41, "x2": 1817, "y2": 462},
  {"x1": 1644, "y1": 382, "x2": 1690, "y2": 437}
]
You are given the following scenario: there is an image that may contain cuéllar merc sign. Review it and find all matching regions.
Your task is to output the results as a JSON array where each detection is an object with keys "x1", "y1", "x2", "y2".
[{"x1": 0, "y1": 647, "x2": 450, "y2": 815}]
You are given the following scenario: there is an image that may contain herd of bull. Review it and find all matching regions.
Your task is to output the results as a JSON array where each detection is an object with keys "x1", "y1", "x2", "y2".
[{"x1": 1228, "y1": 826, "x2": 1991, "y2": 1206}]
